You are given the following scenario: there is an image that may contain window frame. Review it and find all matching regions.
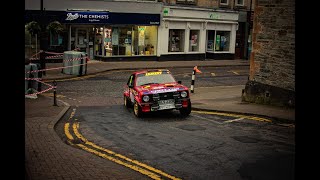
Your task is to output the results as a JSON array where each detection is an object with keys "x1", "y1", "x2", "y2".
[
  {"x1": 219, "y1": 0, "x2": 229, "y2": 6},
  {"x1": 235, "y1": 0, "x2": 245, "y2": 6}
]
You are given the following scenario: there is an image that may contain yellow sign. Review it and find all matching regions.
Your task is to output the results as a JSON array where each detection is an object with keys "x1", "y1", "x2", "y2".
[{"x1": 146, "y1": 72, "x2": 162, "y2": 76}]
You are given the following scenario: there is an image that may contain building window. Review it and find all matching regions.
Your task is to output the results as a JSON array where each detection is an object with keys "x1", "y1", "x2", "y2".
[
  {"x1": 168, "y1": 29, "x2": 185, "y2": 52},
  {"x1": 189, "y1": 30, "x2": 199, "y2": 52},
  {"x1": 215, "y1": 31, "x2": 230, "y2": 52},
  {"x1": 176, "y1": 0, "x2": 196, "y2": 4},
  {"x1": 220, "y1": 0, "x2": 229, "y2": 5},
  {"x1": 236, "y1": 0, "x2": 244, "y2": 6},
  {"x1": 50, "y1": 32, "x2": 62, "y2": 46},
  {"x1": 207, "y1": 30, "x2": 215, "y2": 52},
  {"x1": 94, "y1": 25, "x2": 157, "y2": 57}
]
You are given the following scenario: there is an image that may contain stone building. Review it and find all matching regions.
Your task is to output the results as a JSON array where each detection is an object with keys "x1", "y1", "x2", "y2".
[
  {"x1": 25, "y1": 0, "x2": 254, "y2": 61},
  {"x1": 242, "y1": 0, "x2": 295, "y2": 107}
]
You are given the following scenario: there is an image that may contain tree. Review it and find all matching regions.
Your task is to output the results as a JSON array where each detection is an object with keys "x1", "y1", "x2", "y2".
[
  {"x1": 46, "y1": 21, "x2": 64, "y2": 34},
  {"x1": 25, "y1": 21, "x2": 41, "y2": 58},
  {"x1": 26, "y1": 21, "x2": 41, "y2": 36}
]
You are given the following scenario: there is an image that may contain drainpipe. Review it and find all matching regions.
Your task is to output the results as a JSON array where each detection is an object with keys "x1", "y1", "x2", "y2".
[{"x1": 247, "y1": 0, "x2": 253, "y2": 60}]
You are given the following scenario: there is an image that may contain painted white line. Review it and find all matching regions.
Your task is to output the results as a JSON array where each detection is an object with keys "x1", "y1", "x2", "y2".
[
  {"x1": 228, "y1": 71, "x2": 239, "y2": 75},
  {"x1": 192, "y1": 114, "x2": 224, "y2": 125},
  {"x1": 224, "y1": 117, "x2": 244, "y2": 123}
]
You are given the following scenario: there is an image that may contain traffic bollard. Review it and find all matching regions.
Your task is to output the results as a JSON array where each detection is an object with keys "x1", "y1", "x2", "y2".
[
  {"x1": 53, "y1": 80, "x2": 57, "y2": 106},
  {"x1": 190, "y1": 69, "x2": 196, "y2": 93},
  {"x1": 190, "y1": 66, "x2": 202, "y2": 93}
]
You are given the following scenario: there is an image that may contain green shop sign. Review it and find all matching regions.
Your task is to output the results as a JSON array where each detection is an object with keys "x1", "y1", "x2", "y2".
[
  {"x1": 163, "y1": 8, "x2": 169, "y2": 16},
  {"x1": 209, "y1": 13, "x2": 220, "y2": 19}
]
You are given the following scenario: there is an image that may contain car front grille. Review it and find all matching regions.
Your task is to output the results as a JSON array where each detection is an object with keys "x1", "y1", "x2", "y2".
[{"x1": 158, "y1": 92, "x2": 174, "y2": 100}]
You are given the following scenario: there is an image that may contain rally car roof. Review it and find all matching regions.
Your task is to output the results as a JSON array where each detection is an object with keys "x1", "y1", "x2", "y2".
[{"x1": 133, "y1": 69, "x2": 170, "y2": 75}]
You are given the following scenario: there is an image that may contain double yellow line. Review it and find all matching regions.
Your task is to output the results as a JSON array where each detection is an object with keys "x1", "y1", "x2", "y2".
[{"x1": 64, "y1": 112, "x2": 181, "y2": 180}]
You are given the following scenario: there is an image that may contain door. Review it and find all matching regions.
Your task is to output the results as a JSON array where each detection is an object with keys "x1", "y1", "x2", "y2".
[{"x1": 75, "y1": 28, "x2": 89, "y2": 54}]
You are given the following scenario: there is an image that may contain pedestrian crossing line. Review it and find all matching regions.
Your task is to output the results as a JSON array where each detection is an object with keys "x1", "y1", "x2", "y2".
[{"x1": 71, "y1": 122, "x2": 181, "y2": 180}]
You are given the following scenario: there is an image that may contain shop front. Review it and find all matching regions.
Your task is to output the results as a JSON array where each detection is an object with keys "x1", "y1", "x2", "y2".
[
  {"x1": 158, "y1": 6, "x2": 239, "y2": 60},
  {"x1": 63, "y1": 11, "x2": 160, "y2": 61}
]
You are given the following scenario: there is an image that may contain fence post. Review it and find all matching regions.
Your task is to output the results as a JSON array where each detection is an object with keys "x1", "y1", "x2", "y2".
[
  {"x1": 53, "y1": 80, "x2": 57, "y2": 106},
  {"x1": 85, "y1": 53, "x2": 88, "y2": 75},
  {"x1": 40, "y1": 50, "x2": 46, "y2": 76},
  {"x1": 28, "y1": 65, "x2": 34, "y2": 92},
  {"x1": 78, "y1": 54, "x2": 83, "y2": 76},
  {"x1": 37, "y1": 63, "x2": 42, "y2": 92}
]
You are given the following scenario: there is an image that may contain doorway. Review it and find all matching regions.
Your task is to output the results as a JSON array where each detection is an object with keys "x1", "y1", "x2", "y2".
[{"x1": 70, "y1": 26, "x2": 94, "y2": 59}]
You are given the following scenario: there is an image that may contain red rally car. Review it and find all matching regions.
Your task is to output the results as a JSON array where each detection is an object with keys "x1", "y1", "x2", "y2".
[{"x1": 123, "y1": 69, "x2": 192, "y2": 117}]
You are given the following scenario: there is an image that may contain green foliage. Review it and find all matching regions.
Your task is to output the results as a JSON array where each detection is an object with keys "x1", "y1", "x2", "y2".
[
  {"x1": 25, "y1": 21, "x2": 41, "y2": 36},
  {"x1": 47, "y1": 21, "x2": 64, "y2": 34}
]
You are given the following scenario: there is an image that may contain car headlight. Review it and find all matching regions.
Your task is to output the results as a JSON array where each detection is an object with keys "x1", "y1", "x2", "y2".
[
  {"x1": 143, "y1": 95, "x2": 150, "y2": 102},
  {"x1": 180, "y1": 91, "x2": 187, "y2": 98}
]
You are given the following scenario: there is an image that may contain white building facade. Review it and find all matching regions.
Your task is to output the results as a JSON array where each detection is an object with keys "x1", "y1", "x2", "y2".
[{"x1": 157, "y1": 6, "x2": 239, "y2": 60}]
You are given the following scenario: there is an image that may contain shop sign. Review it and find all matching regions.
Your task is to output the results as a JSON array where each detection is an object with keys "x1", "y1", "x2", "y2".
[
  {"x1": 163, "y1": 8, "x2": 170, "y2": 16},
  {"x1": 64, "y1": 11, "x2": 110, "y2": 24},
  {"x1": 63, "y1": 11, "x2": 160, "y2": 25},
  {"x1": 209, "y1": 13, "x2": 220, "y2": 20}
]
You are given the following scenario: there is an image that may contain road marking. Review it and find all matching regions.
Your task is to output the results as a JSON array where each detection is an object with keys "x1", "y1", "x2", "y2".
[
  {"x1": 69, "y1": 109, "x2": 76, "y2": 120},
  {"x1": 211, "y1": 73, "x2": 216, "y2": 76},
  {"x1": 72, "y1": 122, "x2": 181, "y2": 180},
  {"x1": 192, "y1": 114, "x2": 224, "y2": 125},
  {"x1": 76, "y1": 143, "x2": 162, "y2": 180},
  {"x1": 224, "y1": 117, "x2": 244, "y2": 123},
  {"x1": 228, "y1": 71, "x2": 239, "y2": 75},
  {"x1": 64, "y1": 123, "x2": 74, "y2": 140},
  {"x1": 192, "y1": 110, "x2": 272, "y2": 123}
]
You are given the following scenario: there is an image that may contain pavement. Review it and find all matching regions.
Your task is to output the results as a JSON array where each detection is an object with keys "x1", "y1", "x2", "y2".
[{"x1": 25, "y1": 59, "x2": 295, "y2": 179}]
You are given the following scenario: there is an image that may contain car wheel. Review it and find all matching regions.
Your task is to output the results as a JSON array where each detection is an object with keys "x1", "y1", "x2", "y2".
[
  {"x1": 133, "y1": 101, "x2": 143, "y2": 118},
  {"x1": 180, "y1": 100, "x2": 191, "y2": 117},
  {"x1": 124, "y1": 96, "x2": 131, "y2": 108}
]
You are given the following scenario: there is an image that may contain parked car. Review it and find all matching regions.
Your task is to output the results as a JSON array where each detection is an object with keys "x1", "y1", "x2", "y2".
[{"x1": 123, "y1": 69, "x2": 191, "y2": 117}]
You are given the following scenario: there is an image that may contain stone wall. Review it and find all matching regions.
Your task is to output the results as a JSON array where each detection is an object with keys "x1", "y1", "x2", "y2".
[{"x1": 243, "y1": 0, "x2": 295, "y2": 107}]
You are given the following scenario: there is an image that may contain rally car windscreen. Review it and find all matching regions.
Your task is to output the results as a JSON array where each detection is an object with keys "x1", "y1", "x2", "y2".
[{"x1": 136, "y1": 72, "x2": 176, "y2": 86}]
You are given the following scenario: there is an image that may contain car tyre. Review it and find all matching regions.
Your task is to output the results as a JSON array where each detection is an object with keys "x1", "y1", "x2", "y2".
[
  {"x1": 180, "y1": 100, "x2": 191, "y2": 117},
  {"x1": 133, "y1": 101, "x2": 143, "y2": 118},
  {"x1": 124, "y1": 96, "x2": 131, "y2": 108}
]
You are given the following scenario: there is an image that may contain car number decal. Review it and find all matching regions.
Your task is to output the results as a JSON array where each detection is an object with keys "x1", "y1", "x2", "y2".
[
  {"x1": 145, "y1": 72, "x2": 162, "y2": 76},
  {"x1": 150, "y1": 88, "x2": 179, "y2": 94}
]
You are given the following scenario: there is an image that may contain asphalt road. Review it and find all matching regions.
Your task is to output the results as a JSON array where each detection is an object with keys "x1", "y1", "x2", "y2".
[{"x1": 53, "y1": 66, "x2": 295, "y2": 180}]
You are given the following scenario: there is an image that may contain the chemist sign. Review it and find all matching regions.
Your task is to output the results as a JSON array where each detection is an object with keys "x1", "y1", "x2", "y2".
[{"x1": 64, "y1": 11, "x2": 110, "y2": 24}]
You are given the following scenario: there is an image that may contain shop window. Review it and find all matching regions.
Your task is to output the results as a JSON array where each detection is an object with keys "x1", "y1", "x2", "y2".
[
  {"x1": 93, "y1": 25, "x2": 157, "y2": 57},
  {"x1": 215, "y1": 31, "x2": 230, "y2": 52},
  {"x1": 50, "y1": 32, "x2": 62, "y2": 46},
  {"x1": 207, "y1": 30, "x2": 215, "y2": 52},
  {"x1": 189, "y1": 30, "x2": 199, "y2": 52},
  {"x1": 168, "y1": 29, "x2": 185, "y2": 52}
]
